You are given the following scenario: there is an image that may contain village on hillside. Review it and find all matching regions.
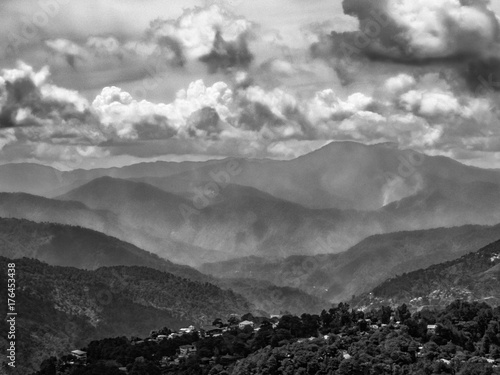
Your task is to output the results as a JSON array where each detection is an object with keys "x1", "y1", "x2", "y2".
[{"x1": 57, "y1": 304, "x2": 500, "y2": 374}]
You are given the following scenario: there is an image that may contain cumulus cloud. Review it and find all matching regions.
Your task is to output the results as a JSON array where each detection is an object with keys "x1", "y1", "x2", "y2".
[
  {"x1": 40, "y1": 3, "x2": 256, "y2": 94},
  {"x1": 146, "y1": 5, "x2": 254, "y2": 61},
  {"x1": 310, "y1": 0, "x2": 500, "y2": 91},
  {"x1": 1, "y1": 60, "x2": 499, "y2": 166},
  {"x1": 199, "y1": 29, "x2": 253, "y2": 73},
  {"x1": 383, "y1": 73, "x2": 416, "y2": 95},
  {"x1": 92, "y1": 80, "x2": 235, "y2": 141},
  {"x1": 341, "y1": 0, "x2": 500, "y2": 61},
  {"x1": 0, "y1": 62, "x2": 100, "y2": 140},
  {"x1": 305, "y1": 89, "x2": 376, "y2": 124}
]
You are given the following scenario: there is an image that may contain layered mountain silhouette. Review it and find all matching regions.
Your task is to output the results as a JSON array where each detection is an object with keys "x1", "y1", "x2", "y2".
[
  {"x1": 1, "y1": 141, "x2": 500, "y2": 299},
  {"x1": 0, "y1": 142, "x2": 500, "y2": 266},
  {"x1": 2, "y1": 141, "x2": 500, "y2": 372},
  {"x1": 55, "y1": 177, "x2": 380, "y2": 259},
  {"x1": 3, "y1": 141, "x2": 500, "y2": 211},
  {"x1": 0, "y1": 217, "x2": 325, "y2": 316},
  {"x1": 201, "y1": 224, "x2": 500, "y2": 302},
  {"x1": 0, "y1": 217, "x2": 210, "y2": 282},
  {"x1": 0, "y1": 191, "x2": 226, "y2": 266}
]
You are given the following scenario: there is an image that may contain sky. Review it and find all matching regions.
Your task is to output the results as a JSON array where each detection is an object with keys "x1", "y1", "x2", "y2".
[{"x1": 0, "y1": 0, "x2": 500, "y2": 170}]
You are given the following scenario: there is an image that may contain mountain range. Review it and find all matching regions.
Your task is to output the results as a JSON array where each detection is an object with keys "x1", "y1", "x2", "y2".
[
  {"x1": 2, "y1": 141, "x2": 500, "y2": 210},
  {"x1": 201, "y1": 223, "x2": 500, "y2": 302},
  {"x1": 354, "y1": 238, "x2": 500, "y2": 310},
  {"x1": 0, "y1": 217, "x2": 326, "y2": 315},
  {"x1": 0, "y1": 142, "x2": 499, "y2": 268},
  {"x1": 2, "y1": 141, "x2": 500, "y2": 373}
]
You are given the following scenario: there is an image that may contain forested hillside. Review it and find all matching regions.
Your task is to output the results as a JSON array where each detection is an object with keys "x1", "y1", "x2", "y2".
[{"x1": 0, "y1": 257, "x2": 251, "y2": 374}]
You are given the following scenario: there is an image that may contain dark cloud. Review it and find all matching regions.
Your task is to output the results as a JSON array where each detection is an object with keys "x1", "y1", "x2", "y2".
[
  {"x1": 0, "y1": 77, "x2": 38, "y2": 128},
  {"x1": 237, "y1": 101, "x2": 284, "y2": 131},
  {"x1": 157, "y1": 36, "x2": 186, "y2": 67},
  {"x1": 133, "y1": 115, "x2": 178, "y2": 140},
  {"x1": 310, "y1": 0, "x2": 500, "y2": 90},
  {"x1": 187, "y1": 107, "x2": 222, "y2": 137},
  {"x1": 340, "y1": 0, "x2": 500, "y2": 61},
  {"x1": 199, "y1": 29, "x2": 254, "y2": 73},
  {"x1": 0, "y1": 63, "x2": 101, "y2": 150},
  {"x1": 466, "y1": 55, "x2": 500, "y2": 92}
]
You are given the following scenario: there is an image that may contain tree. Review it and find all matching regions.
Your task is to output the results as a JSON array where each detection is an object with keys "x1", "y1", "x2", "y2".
[
  {"x1": 396, "y1": 304, "x2": 412, "y2": 323},
  {"x1": 39, "y1": 356, "x2": 57, "y2": 375},
  {"x1": 379, "y1": 306, "x2": 393, "y2": 324},
  {"x1": 213, "y1": 318, "x2": 224, "y2": 327}
]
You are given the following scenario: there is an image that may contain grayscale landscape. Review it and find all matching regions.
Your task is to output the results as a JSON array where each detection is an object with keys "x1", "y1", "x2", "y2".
[{"x1": 1, "y1": 0, "x2": 500, "y2": 374}]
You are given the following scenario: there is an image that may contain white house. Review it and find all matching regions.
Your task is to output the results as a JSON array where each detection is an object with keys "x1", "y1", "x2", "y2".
[{"x1": 239, "y1": 320, "x2": 255, "y2": 329}]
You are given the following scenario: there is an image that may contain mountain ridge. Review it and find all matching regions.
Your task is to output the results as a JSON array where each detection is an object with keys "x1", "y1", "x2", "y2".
[{"x1": 354, "y1": 238, "x2": 500, "y2": 310}]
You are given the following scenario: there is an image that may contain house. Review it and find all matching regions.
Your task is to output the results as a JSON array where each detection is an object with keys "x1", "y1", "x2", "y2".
[
  {"x1": 239, "y1": 320, "x2": 254, "y2": 329},
  {"x1": 67, "y1": 350, "x2": 87, "y2": 366},
  {"x1": 179, "y1": 344, "x2": 197, "y2": 357},
  {"x1": 179, "y1": 325, "x2": 196, "y2": 334},
  {"x1": 200, "y1": 325, "x2": 223, "y2": 337},
  {"x1": 427, "y1": 324, "x2": 437, "y2": 334},
  {"x1": 342, "y1": 351, "x2": 352, "y2": 360},
  {"x1": 156, "y1": 335, "x2": 168, "y2": 341},
  {"x1": 71, "y1": 350, "x2": 87, "y2": 361}
]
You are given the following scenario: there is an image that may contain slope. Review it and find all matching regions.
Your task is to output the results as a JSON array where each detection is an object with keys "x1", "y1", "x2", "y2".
[
  {"x1": 355, "y1": 239, "x2": 500, "y2": 310},
  {"x1": 0, "y1": 257, "x2": 252, "y2": 374}
]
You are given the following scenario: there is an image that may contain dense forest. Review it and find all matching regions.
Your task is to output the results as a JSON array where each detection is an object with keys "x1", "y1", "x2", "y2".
[
  {"x1": 28, "y1": 300, "x2": 500, "y2": 375},
  {"x1": 0, "y1": 257, "x2": 251, "y2": 374}
]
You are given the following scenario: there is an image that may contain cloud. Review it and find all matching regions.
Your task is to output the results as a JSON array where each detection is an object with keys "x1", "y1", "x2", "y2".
[
  {"x1": 0, "y1": 62, "x2": 100, "y2": 140},
  {"x1": 199, "y1": 29, "x2": 254, "y2": 73},
  {"x1": 399, "y1": 90, "x2": 461, "y2": 118},
  {"x1": 466, "y1": 55, "x2": 500, "y2": 92},
  {"x1": 341, "y1": 0, "x2": 500, "y2": 61},
  {"x1": 45, "y1": 39, "x2": 86, "y2": 69},
  {"x1": 145, "y1": 5, "x2": 254, "y2": 61},
  {"x1": 45, "y1": 35, "x2": 184, "y2": 74},
  {"x1": 187, "y1": 107, "x2": 223, "y2": 137},
  {"x1": 1, "y1": 61, "x2": 500, "y2": 166},
  {"x1": 0, "y1": 128, "x2": 16, "y2": 150},
  {"x1": 92, "y1": 80, "x2": 235, "y2": 141},
  {"x1": 309, "y1": 0, "x2": 500, "y2": 91},
  {"x1": 32, "y1": 143, "x2": 110, "y2": 163},
  {"x1": 305, "y1": 89, "x2": 376, "y2": 124},
  {"x1": 85, "y1": 36, "x2": 123, "y2": 58},
  {"x1": 383, "y1": 73, "x2": 416, "y2": 95},
  {"x1": 38, "y1": 3, "x2": 256, "y2": 95}
]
